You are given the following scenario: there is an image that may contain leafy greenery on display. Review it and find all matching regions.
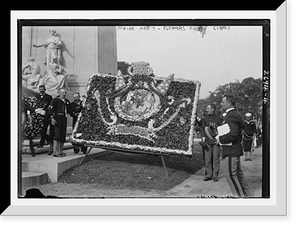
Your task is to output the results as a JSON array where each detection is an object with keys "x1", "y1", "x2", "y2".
[{"x1": 70, "y1": 70, "x2": 200, "y2": 156}]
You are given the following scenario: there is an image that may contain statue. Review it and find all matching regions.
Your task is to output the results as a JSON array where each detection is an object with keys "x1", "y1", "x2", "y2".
[
  {"x1": 22, "y1": 57, "x2": 41, "y2": 90},
  {"x1": 33, "y1": 28, "x2": 62, "y2": 72},
  {"x1": 28, "y1": 28, "x2": 68, "y2": 96},
  {"x1": 41, "y1": 55, "x2": 68, "y2": 96}
]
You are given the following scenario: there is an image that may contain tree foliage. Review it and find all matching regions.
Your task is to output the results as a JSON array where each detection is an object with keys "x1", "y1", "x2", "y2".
[{"x1": 198, "y1": 77, "x2": 262, "y2": 119}]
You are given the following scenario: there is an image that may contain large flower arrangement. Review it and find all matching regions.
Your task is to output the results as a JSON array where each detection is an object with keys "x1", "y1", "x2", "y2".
[
  {"x1": 70, "y1": 62, "x2": 201, "y2": 156},
  {"x1": 22, "y1": 96, "x2": 45, "y2": 140}
]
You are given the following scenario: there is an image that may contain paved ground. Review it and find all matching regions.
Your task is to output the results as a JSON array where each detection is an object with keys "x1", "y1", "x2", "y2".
[
  {"x1": 23, "y1": 145, "x2": 262, "y2": 198},
  {"x1": 168, "y1": 146, "x2": 262, "y2": 197}
]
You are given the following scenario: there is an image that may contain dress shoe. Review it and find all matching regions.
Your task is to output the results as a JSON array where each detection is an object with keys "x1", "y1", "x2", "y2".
[
  {"x1": 213, "y1": 178, "x2": 219, "y2": 182},
  {"x1": 58, "y1": 153, "x2": 66, "y2": 157},
  {"x1": 47, "y1": 150, "x2": 53, "y2": 155},
  {"x1": 203, "y1": 177, "x2": 212, "y2": 181}
]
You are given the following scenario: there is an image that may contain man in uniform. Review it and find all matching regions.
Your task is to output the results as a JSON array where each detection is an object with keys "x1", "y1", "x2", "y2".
[
  {"x1": 242, "y1": 113, "x2": 257, "y2": 161},
  {"x1": 48, "y1": 88, "x2": 74, "y2": 157},
  {"x1": 70, "y1": 92, "x2": 87, "y2": 154},
  {"x1": 36, "y1": 85, "x2": 52, "y2": 148},
  {"x1": 215, "y1": 94, "x2": 252, "y2": 197},
  {"x1": 200, "y1": 104, "x2": 223, "y2": 182}
]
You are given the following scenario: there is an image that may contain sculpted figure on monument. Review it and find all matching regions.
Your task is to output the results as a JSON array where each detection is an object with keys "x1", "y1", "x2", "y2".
[
  {"x1": 29, "y1": 28, "x2": 68, "y2": 95},
  {"x1": 22, "y1": 57, "x2": 41, "y2": 90},
  {"x1": 33, "y1": 28, "x2": 62, "y2": 71},
  {"x1": 41, "y1": 55, "x2": 68, "y2": 95}
]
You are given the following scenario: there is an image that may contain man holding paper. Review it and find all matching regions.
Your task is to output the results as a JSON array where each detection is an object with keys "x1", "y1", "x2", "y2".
[{"x1": 215, "y1": 94, "x2": 252, "y2": 197}]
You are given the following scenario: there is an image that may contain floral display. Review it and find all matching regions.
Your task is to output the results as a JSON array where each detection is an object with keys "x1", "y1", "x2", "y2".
[
  {"x1": 22, "y1": 96, "x2": 45, "y2": 140},
  {"x1": 70, "y1": 62, "x2": 201, "y2": 156}
]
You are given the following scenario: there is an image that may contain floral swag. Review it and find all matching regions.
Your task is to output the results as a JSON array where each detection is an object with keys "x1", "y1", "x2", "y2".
[{"x1": 70, "y1": 62, "x2": 201, "y2": 156}]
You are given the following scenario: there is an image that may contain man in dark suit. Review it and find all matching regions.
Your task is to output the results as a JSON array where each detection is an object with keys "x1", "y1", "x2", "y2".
[
  {"x1": 48, "y1": 87, "x2": 74, "y2": 157},
  {"x1": 215, "y1": 94, "x2": 252, "y2": 197},
  {"x1": 70, "y1": 92, "x2": 87, "y2": 154},
  {"x1": 36, "y1": 85, "x2": 52, "y2": 148}
]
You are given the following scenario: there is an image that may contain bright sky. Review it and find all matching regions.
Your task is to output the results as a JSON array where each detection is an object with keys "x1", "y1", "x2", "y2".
[{"x1": 116, "y1": 26, "x2": 262, "y2": 99}]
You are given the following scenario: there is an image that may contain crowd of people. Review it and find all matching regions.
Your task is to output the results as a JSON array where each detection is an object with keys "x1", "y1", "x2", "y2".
[
  {"x1": 22, "y1": 85, "x2": 85, "y2": 157},
  {"x1": 195, "y1": 94, "x2": 262, "y2": 197}
]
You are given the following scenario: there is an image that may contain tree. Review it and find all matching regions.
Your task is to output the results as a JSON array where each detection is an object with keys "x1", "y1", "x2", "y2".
[{"x1": 198, "y1": 77, "x2": 262, "y2": 119}]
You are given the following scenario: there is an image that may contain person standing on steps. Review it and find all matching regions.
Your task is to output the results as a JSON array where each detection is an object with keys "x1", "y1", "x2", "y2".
[
  {"x1": 215, "y1": 94, "x2": 252, "y2": 197},
  {"x1": 46, "y1": 107, "x2": 55, "y2": 156},
  {"x1": 70, "y1": 92, "x2": 87, "y2": 154},
  {"x1": 36, "y1": 85, "x2": 52, "y2": 148},
  {"x1": 48, "y1": 87, "x2": 74, "y2": 157}
]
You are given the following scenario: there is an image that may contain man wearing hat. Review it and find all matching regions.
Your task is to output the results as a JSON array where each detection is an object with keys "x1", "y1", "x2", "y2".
[
  {"x1": 200, "y1": 104, "x2": 223, "y2": 182},
  {"x1": 242, "y1": 113, "x2": 257, "y2": 161},
  {"x1": 215, "y1": 94, "x2": 252, "y2": 197}
]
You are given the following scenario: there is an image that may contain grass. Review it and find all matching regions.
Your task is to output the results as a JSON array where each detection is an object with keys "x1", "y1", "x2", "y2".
[{"x1": 58, "y1": 142, "x2": 204, "y2": 191}]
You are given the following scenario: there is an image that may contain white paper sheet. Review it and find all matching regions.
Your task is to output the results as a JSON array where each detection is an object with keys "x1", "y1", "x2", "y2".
[{"x1": 217, "y1": 124, "x2": 232, "y2": 146}]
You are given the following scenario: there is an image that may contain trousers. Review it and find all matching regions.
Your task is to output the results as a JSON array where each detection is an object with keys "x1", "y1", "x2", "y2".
[
  {"x1": 243, "y1": 138, "x2": 254, "y2": 152},
  {"x1": 204, "y1": 144, "x2": 220, "y2": 179},
  {"x1": 53, "y1": 116, "x2": 67, "y2": 143},
  {"x1": 224, "y1": 156, "x2": 252, "y2": 197},
  {"x1": 39, "y1": 116, "x2": 50, "y2": 145}
]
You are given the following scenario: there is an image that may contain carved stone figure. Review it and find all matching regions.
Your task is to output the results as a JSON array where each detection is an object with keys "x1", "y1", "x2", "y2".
[
  {"x1": 41, "y1": 55, "x2": 68, "y2": 96},
  {"x1": 22, "y1": 57, "x2": 41, "y2": 90},
  {"x1": 33, "y1": 28, "x2": 62, "y2": 72}
]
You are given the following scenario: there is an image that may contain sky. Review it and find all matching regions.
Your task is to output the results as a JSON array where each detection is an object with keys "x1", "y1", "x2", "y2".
[{"x1": 116, "y1": 26, "x2": 262, "y2": 99}]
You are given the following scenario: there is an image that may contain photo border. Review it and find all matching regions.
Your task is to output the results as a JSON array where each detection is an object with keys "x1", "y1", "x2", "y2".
[{"x1": 7, "y1": 8, "x2": 286, "y2": 215}]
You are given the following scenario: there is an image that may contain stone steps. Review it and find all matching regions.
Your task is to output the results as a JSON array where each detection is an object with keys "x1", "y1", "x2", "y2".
[
  {"x1": 22, "y1": 142, "x2": 74, "y2": 155},
  {"x1": 22, "y1": 137, "x2": 73, "y2": 155},
  {"x1": 22, "y1": 171, "x2": 48, "y2": 188},
  {"x1": 22, "y1": 147, "x2": 107, "y2": 185}
]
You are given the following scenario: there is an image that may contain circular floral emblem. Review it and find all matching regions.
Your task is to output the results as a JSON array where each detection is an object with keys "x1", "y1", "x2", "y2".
[{"x1": 114, "y1": 89, "x2": 161, "y2": 122}]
